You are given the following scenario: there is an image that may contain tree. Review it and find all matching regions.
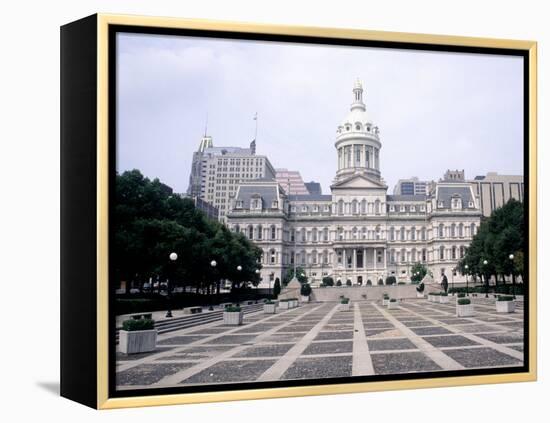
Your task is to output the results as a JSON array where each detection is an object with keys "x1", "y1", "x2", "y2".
[
  {"x1": 385, "y1": 276, "x2": 396, "y2": 285},
  {"x1": 300, "y1": 283, "x2": 312, "y2": 297},
  {"x1": 283, "y1": 267, "x2": 308, "y2": 285},
  {"x1": 273, "y1": 277, "x2": 281, "y2": 298},
  {"x1": 410, "y1": 263, "x2": 428, "y2": 283},
  {"x1": 461, "y1": 199, "x2": 524, "y2": 291},
  {"x1": 322, "y1": 276, "x2": 334, "y2": 287}
]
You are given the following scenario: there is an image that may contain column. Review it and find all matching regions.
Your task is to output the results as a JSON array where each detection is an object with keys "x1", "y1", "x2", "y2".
[
  {"x1": 343, "y1": 249, "x2": 347, "y2": 268},
  {"x1": 383, "y1": 247, "x2": 387, "y2": 269},
  {"x1": 373, "y1": 248, "x2": 377, "y2": 270},
  {"x1": 353, "y1": 248, "x2": 357, "y2": 270},
  {"x1": 363, "y1": 248, "x2": 367, "y2": 269}
]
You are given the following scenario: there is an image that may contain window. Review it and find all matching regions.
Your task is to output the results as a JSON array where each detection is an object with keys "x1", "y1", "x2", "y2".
[
  {"x1": 338, "y1": 200, "x2": 344, "y2": 215},
  {"x1": 290, "y1": 229, "x2": 295, "y2": 242},
  {"x1": 410, "y1": 205, "x2": 416, "y2": 212},
  {"x1": 400, "y1": 205, "x2": 406, "y2": 212},
  {"x1": 271, "y1": 200, "x2": 278, "y2": 208},
  {"x1": 420, "y1": 205, "x2": 426, "y2": 212},
  {"x1": 301, "y1": 205, "x2": 308, "y2": 212},
  {"x1": 438, "y1": 201, "x2": 444, "y2": 208},
  {"x1": 313, "y1": 205, "x2": 319, "y2": 212},
  {"x1": 389, "y1": 227, "x2": 395, "y2": 241},
  {"x1": 362, "y1": 227, "x2": 367, "y2": 239},
  {"x1": 468, "y1": 201, "x2": 474, "y2": 207},
  {"x1": 400, "y1": 227, "x2": 405, "y2": 241},
  {"x1": 451, "y1": 224, "x2": 456, "y2": 238},
  {"x1": 235, "y1": 200, "x2": 243, "y2": 209},
  {"x1": 389, "y1": 205, "x2": 395, "y2": 212},
  {"x1": 439, "y1": 246, "x2": 445, "y2": 260},
  {"x1": 411, "y1": 227, "x2": 416, "y2": 241},
  {"x1": 338, "y1": 227, "x2": 344, "y2": 240},
  {"x1": 337, "y1": 250, "x2": 343, "y2": 264},
  {"x1": 458, "y1": 223, "x2": 464, "y2": 237},
  {"x1": 470, "y1": 223, "x2": 476, "y2": 237},
  {"x1": 375, "y1": 200, "x2": 381, "y2": 214},
  {"x1": 439, "y1": 224, "x2": 445, "y2": 238},
  {"x1": 323, "y1": 227, "x2": 329, "y2": 241},
  {"x1": 248, "y1": 226, "x2": 253, "y2": 240},
  {"x1": 352, "y1": 227, "x2": 358, "y2": 240},
  {"x1": 301, "y1": 228, "x2": 306, "y2": 242},
  {"x1": 270, "y1": 250, "x2": 276, "y2": 264},
  {"x1": 390, "y1": 250, "x2": 395, "y2": 264},
  {"x1": 352, "y1": 199, "x2": 358, "y2": 214},
  {"x1": 257, "y1": 225, "x2": 263, "y2": 240},
  {"x1": 271, "y1": 225, "x2": 276, "y2": 240},
  {"x1": 422, "y1": 248, "x2": 427, "y2": 262},
  {"x1": 451, "y1": 197, "x2": 462, "y2": 210},
  {"x1": 421, "y1": 227, "x2": 426, "y2": 240},
  {"x1": 361, "y1": 199, "x2": 367, "y2": 214},
  {"x1": 312, "y1": 228, "x2": 318, "y2": 242},
  {"x1": 452, "y1": 246, "x2": 457, "y2": 260},
  {"x1": 323, "y1": 205, "x2": 330, "y2": 213}
]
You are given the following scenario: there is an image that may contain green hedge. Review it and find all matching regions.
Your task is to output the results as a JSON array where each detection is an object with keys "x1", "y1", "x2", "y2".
[
  {"x1": 122, "y1": 318, "x2": 155, "y2": 331},
  {"x1": 457, "y1": 298, "x2": 471, "y2": 305}
]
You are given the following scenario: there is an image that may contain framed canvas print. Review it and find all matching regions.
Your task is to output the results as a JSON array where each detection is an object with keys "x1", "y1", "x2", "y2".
[{"x1": 60, "y1": 14, "x2": 537, "y2": 409}]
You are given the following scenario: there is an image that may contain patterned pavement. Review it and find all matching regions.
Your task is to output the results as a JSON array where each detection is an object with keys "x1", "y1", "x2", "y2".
[{"x1": 115, "y1": 297, "x2": 524, "y2": 390}]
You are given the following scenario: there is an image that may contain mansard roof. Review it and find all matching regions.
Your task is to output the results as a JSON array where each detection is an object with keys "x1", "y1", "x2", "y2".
[
  {"x1": 386, "y1": 194, "x2": 427, "y2": 202},
  {"x1": 436, "y1": 185, "x2": 475, "y2": 209}
]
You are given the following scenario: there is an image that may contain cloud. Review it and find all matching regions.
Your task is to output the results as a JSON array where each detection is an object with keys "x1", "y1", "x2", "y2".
[{"x1": 116, "y1": 33, "x2": 524, "y2": 194}]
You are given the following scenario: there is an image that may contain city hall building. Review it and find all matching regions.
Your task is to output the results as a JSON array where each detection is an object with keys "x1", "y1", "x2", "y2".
[{"x1": 226, "y1": 81, "x2": 482, "y2": 288}]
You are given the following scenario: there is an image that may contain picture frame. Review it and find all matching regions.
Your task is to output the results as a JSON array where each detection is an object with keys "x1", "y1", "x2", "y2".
[{"x1": 60, "y1": 13, "x2": 537, "y2": 409}]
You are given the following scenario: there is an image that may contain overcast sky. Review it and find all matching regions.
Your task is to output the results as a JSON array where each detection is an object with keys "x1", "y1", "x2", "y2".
[{"x1": 116, "y1": 32, "x2": 524, "y2": 194}]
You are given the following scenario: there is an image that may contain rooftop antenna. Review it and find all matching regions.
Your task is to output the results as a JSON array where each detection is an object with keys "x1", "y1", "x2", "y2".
[
  {"x1": 204, "y1": 112, "x2": 209, "y2": 137},
  {"x1": 253, "y1": 112, "x2": 258, "y2": 141}
]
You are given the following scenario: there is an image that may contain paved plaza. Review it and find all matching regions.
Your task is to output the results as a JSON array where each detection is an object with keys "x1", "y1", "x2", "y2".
[{"x1": 116, "y1": 298, "x2": 524, "y2": 389}]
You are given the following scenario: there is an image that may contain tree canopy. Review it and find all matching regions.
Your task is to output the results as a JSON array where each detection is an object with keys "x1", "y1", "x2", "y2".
[
  {"x1": 458, "y1": 199, "x2": 524, "y2": 281},
  {"x1": 114, "y1": 170, "x2": 262, "y2": 292}
]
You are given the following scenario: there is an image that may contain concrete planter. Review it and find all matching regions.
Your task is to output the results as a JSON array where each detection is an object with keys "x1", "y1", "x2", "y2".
[
  {"x1": 291, "y1": 299, "x2": 299, "y2": 308},
  {"x1": 264, "y1": 303, "x2": 277, "y2": 314},
  {"x1": 382, "y1": 299, "x2": 390, "y2": 306},
  {"x1": 439, "y1": 296, "x2": 449, "y2": 304},
  {"x1": 118, "y1": 329, "x2": 157, "y2": 354},
  {"x1": 456, "y1": 303, "x2": 475, "y2": 317},
  {"x1": 416, "y1": 292, "x2": 425, "y2": 298},
  {"x1": 496, "y1": 300, "x2": 516, "y2": 313},
  {"x1": 340, "y1": 302, "x2": 351, "y2": 311},
  {"x1": 388, "y1": 301, "x2": 398, "y2": 309},
  {"x1": 428, "y1": 295, "x2": 435, "y2": 302},
  {"x1": 223, "y1": 311, "x2": 243, "y2": 325},
  {"x1": 300, "y1": 295, "x2": 310, "y2": 303},
  {"x1": 279, "y1": 301, "x2": 290, "y2": 310}
]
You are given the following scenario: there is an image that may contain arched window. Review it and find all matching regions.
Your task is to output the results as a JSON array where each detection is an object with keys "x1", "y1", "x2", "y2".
[
  {"x1": 248, "y1": 225, "x2": 253, "y2": 240},
  {"x1": 451, "y1": 223, "x2": 456, "y2": 238},
  {"x1": 452, "y1": 246, "x2": 457, "y2": 260},
  {"x1": 257, "y1": 225, "x2": 263, "y2": 240},
  {"x1": 439, "y1": 224, "x2": 445, "y2": 238},
  {"x1": 338, "y1": 200, "x2": 344, "y2": 215},
  {"x1": 323, "y1": 227, "x2": 329, "y2": 241},
  {"x1": 411, "y1": 227, "x2": 416, "y2": 241},
  {"x1": 352, "y1": 227, "x2": 358, "y2": 240},
  {"x1": 439, "y1": 246, "x2": 445, "y2": 260},
  {"x1": 421, "y1": 227, "x2": 426, "y2": 240},
  {"x1": 270, "y1": 249, "x2": 276, "y2": 264},
  {"x1": 361, "y1": 199, "x2": 367, "y2": 214},
  {"x1": 389, "y1": 227, "x2": 395, "y2": 241},
  {"x1": 470, "y1": 223, "x2": 476, "y2": 237},
  {"x1": 362, "y1": 227, "x2": 367, "y2": 239},
  {"x1": 352, "y1": 199, "x2": 358, "y2": 214},
  {"x1": 375, "y1": 225, "x2": 381, "y2": 240},
  {"x1": 271, "y1": 225, "x2": 276, "y2": 240},
  {"x1": 234, "y1": 224, "x2": 240, "y2": 233}
]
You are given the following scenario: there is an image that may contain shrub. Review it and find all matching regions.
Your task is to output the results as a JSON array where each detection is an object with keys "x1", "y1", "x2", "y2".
[
  {"x1": 383, "y1": 294, "x2": 389, "y2": 299},
  {"x1": 273, "y1": 278, "x2": 281, "y2": 298},
  {"x1": 264, "y1": 300, "x2": 274, "y2": 305},
  {"x1": 429, "y1": 292, "x2": 440, "y2": 296},
  {"x1": 457, "y1": 298, "x2": 471, "y2": 305},
  {"x1": 398, "y1": 282, "x2": 406, "y2": 285},
  {"x1": 122, "y1": 318, "x2": 155, "y2": 331},
  {"x1": 322, "y1": 276, "x2": 334, "y2": 287},
  {"x1": 225, "y1": 305, "x2": 242, "y2": 312},
  {"x1": 377, "y1": 279, "x2": 384, "y2": 285},
  {"x1": 336, "y1": 280, "x2": 342, "y2": 286},
  {"x1": 340, "y1": 297, "x2": 350, "y2": 304},
  {"x1": 440, "y1": 292, "x2": 448, "y2": 297},
  {"x1": 385, "y1": 276, "x2": 397, "y2": 285},
  {"x1": 389, "y1": 298, "x2": 397, "y2": 303},
  {"x1": 300, "y1": 283, "x2": 312, "y2": 296},
  {"x1": 416, "y1": 282, "x2": 425, "y2": 293},
  {"x1": 457, "y1": 293, "x2": 466, "y2": 298},
  {"x1": 497, "y1": 295, "x2": 514, "y2": 302},
  {"x1": 366, "y1": 279, "x2": 372, "y2": 286},
  {"x1": 346, "y1": 279, "x2": 352, "y2": 286}
]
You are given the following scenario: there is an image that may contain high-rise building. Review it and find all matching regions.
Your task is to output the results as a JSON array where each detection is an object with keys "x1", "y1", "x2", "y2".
[
  {"x1": 186, "y1": 136, "x2": 275, "y2": 219},
  {"x1": 393, "y1": 177, "x2": 429, "y2": 196},
  {"x1": 275, "y1": 169, "x2": 309, "y2": 195},
  {"x1": 305, "y1": 181, "x2": 322, "y2": 195},
  {"x1": 469, "y1": 172, "x2": 524, "y2": 217}
]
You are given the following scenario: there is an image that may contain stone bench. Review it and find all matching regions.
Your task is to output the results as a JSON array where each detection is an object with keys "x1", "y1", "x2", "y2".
[{"x1": 183, "y1": 306, "x2": 202, "y2": 315}]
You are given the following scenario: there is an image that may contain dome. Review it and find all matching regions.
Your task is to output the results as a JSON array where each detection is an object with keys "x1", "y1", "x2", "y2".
[{"x1": 340, "y1": 108, "x2": 371, "y2": 127}]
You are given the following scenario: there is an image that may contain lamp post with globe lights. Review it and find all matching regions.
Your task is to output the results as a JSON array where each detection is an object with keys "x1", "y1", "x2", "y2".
[
  {"x1": 464, "y1": 264, "x2": 469, "y2": 296},
  {"x1": 482, "y1": 259, "x2": 489, "y2": 298},
  {"x1": 166, "y1": 252, "x2": 178, "y2": 318},
  {"x1": 509, "y1": 254, "x2": 516, "y2": 299}
]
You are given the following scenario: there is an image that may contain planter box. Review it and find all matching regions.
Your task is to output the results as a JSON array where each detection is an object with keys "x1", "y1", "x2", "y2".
[
  {"x1": 300, "y1": 295, "x2": 310, "y2": 303},
  {"x1": 279, "y1": 301, "x2": 290, "y2": 310},
  {"x1": 428, "y1": 295, "x2": 436, "y2": 302},
  {"x1": 340, "y1": 302, "x2": 351, "y2": 311},
  {"x1": 118, "y1": 329, "x2": 157, "y2": 354},
  {"x1": 416, "y1": 292, "x2": 425, "y2": 298},
  {"x1": 223, "y1": 311, "x2": 244, "y2": 325},
  {"x1": 388, "y1": 301, "x2": 398, "y2": 309},
  {"x1": 496, "y1": 301, "x2": 516, "y2": 313},
  {"x1": 439, "y1": 296, "x2": 449, "y2": 304},
  {"x1": 264, "y1": 303, "x2": 277, "y2": 314},
  {"x1": 382, "y1": 299, "x2": 389, "y2": 306},
  {"x1": 456, "y1": 303, "x2": 475, "y2": 317},
  {"x1": 291, "y1": 299, "x2": 299, "y2": 308}
]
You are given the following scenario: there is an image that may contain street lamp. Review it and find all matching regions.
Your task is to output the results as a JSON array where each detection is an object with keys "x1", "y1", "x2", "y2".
[
  {"x1": 464, "y1": 264, "x2": 469, "y2": 296},
  {"x1": 509, "y1": 254, "x2": 516, "y2": 299},
  {"x1": 451, "y1": 267, "x2": 455, "y2": 291},
  {"x1": 482, "y1": 259, "x2": 489, "y2": 298},
  {"x1": 166, "y1": 252, "x2": 178, "y2": 318}
]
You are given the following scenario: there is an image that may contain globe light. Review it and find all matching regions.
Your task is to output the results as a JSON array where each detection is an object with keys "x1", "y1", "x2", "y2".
[
  {"x1": 255, "y1": 269, "x2": 260, "y2": 274},
  {"x1": 465, "y1": 264, "x2": 468, "y2": 270},
  {"x1": 483, "y1": 260, "x2": 488, "y2": 265},
  {"x1": 509, "y1": 254, "x2": 514, "y2": 260},
  {"x1": 210, "y1": 260, "x2": 217, "y2": 267},
  {"x1": 237, "y1": 265, "x2": 242, "y2": 271},
  {"x1": 169, "y1": 252, "x2": 178, "y2": 261}
]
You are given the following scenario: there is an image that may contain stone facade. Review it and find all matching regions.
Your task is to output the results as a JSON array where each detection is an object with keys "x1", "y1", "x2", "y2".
[{"x1": 226, "y1": 81, "x2": 482, "y2": 288}]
